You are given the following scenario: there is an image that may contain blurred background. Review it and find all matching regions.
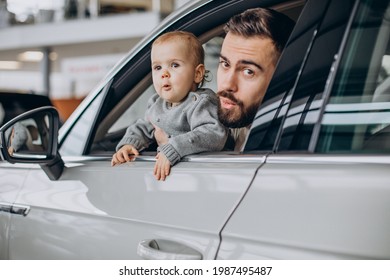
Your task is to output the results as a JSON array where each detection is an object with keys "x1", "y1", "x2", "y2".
[{"x1": 0, "y1": 0, "x2": 190, "y2": 120}]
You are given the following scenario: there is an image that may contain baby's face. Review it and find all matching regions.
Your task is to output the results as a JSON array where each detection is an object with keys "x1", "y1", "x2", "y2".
[{"x1": 151, "y1": 40, "x2": 199, "y2": 105}]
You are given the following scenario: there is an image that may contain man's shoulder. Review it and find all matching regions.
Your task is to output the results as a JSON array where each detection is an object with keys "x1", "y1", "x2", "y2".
[{"x1": 189, "y1": 88, "x2": 218, "y2": 104}]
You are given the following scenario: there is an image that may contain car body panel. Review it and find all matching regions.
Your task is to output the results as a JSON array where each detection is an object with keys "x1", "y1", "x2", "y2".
[
  {"x1": 0, "y1": 164, "x2": 32, "y2": 259},
  {"x1": 6, "y1": 155, "x2": 264, "y2": 259},
  {"x1": 218, "y1": 155, "x2": 390, "y2": 259}
]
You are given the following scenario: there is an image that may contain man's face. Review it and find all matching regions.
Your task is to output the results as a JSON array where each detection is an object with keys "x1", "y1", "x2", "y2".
[{"x1": 217, "y1": 32, "x2": 277, "y2": 128}]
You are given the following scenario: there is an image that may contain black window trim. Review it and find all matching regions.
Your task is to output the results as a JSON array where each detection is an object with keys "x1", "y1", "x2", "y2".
[{"x1": 307, "y1": 0, "x2": 360, "y2": 152}]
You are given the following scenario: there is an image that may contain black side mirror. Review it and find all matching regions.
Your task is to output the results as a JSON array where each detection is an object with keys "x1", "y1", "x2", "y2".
[{"x1": 0, "y1": 106, "x2": 64, "y2": 180}]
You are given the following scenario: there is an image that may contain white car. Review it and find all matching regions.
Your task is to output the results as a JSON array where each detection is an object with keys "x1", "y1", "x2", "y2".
[{"x1": 1, "y1": 0, "x2": 390, "y2": 259}]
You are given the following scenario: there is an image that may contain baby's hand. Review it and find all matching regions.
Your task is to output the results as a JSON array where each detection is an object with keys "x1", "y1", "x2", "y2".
[
  {"x1": 111, "y1": 144, "x2": 139, "y2": 166},
  {"x1": 154, "y1": 152, "x2": 171, "y2": 181},
  {"x1": 152, "y1": 124, "x2": 169, "y2": 146}
]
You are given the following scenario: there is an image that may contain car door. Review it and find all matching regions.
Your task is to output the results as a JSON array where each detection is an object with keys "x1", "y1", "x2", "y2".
[
  {"x1": 0, "y1": 163, "x2": 29, "y2": 259},
  {"x1": 4, "y1": 0, "x2": 305, "y2": 260},
  {"x1": 6, "y1": 87, "x2": 262, "y2": 259},
  {"x1": 219, "y1": 0, "x2": 390, "y2": 259},
  {"x1": 0, "y1": 93, "x2": 53, "y2": 259}
]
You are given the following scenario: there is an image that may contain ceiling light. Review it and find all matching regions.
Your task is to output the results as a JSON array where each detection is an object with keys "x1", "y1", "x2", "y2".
[
  {"x1": 0, "y1": 61, "x2": 21, "y2": 70},
  {"x1": 18, "y1": 51, "x2": 44, "y2": 62},
  {"x1": 49, "y1": 52, "x2": 58, "y2": 61}
]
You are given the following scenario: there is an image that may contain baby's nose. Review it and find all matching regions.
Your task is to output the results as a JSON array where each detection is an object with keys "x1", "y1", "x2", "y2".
[{"x1": 162, "y1": 70, "x2": 170, "y2": 78}]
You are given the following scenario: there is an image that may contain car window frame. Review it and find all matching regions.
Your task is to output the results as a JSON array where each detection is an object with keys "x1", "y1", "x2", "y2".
[
  {"x1": 78, "y1": 0, "x2": 307, "y2": 157},
  {"x1": 58, "y1": 0, "x2": 308, "y2": 157},
  {"x1": 88, "y1": 26, "x2": 225, "y2": 156},
  {"x1": 59, "y1": 80, "x2": 112, "y2": 156}
]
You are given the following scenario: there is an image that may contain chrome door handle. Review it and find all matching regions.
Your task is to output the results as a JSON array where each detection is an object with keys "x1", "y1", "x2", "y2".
[
  {"x1": 0, "y1": 202, "x2": 12, "y2": 213},
  {"x1": 137, "y1": 239, "x2": 202, "y2": 260},
  {"x1": 0, "y1": 202, "x2": 30, "y2": 216},
  {"x1": 11, "y1": 204, "x2": 30, "y2": 216}
]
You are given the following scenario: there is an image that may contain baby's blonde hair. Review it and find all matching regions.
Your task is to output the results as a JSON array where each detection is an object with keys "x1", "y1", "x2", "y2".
[
  {"x1": 152, "y1": 31, "x2": 209, "y2": 87},
  {"x1": 152, "y1": 30, "x2": 205, "y2": 66}
]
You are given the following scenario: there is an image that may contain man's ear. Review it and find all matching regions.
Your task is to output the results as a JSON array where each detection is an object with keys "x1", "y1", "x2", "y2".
[{"x1": 194, "y1": 64, "x2": 205, "y2": 84}]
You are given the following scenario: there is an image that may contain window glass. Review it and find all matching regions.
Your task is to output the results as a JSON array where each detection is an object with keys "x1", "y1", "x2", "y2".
[
  {"x1": 274, "y1": 0, "x2": 355, "y2": 152},
  {"x1": 245, "y1": 0, "x2": 326, "y2": 151},
  {"x1": 315, "y1": 0, "x2": 390, "y2": 153},
  {"x1": 60, "y1": 90, "x2": 104, "y2": 155},
  {"x1": 108, "y1": 85, "x2": 154, "y2": 133}
]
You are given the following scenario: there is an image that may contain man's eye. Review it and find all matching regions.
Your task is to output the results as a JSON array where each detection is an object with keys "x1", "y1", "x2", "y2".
[
  {"x1": 219, "y1": 60, "x2": 229, "y2": 68},
  {"x1": 243, "y1": 68, "x2": 254, "y2": 76}
]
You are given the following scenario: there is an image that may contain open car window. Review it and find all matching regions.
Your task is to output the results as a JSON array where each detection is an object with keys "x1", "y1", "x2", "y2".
[
  {"x1": 106, "y1": 37, "x2": 222, "y2": 135},
  {"x1": 89, "y1": 29, "x2": 224, "y2": 155},
  {"x1": 62, "y1": 0, "x2": 307, "y2": 157}
]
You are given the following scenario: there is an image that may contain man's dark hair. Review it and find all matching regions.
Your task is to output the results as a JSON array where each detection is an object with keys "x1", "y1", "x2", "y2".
[{"x1": 224, "y1": 8, "x2": 295, "y2": 63}]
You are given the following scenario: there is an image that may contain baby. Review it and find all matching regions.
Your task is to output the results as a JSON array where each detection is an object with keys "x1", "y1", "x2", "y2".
[{"x1": 112, "y1": 31, "x2": 228, "y2": 180}]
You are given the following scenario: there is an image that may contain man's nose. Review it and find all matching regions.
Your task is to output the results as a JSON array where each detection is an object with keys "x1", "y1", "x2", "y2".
[{"x1": 218, "y1": 69, "x2": 238, "y2": 92}]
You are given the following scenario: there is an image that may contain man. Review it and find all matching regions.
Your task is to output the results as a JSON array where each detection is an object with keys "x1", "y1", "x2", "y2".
[{"x1": 217, "y1": 8, "x2": 295, "y2": 151}]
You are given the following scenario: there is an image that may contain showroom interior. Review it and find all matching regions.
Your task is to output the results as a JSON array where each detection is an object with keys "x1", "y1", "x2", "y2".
[{"x1": 0, "y1": 0, "x2": 189, "y2": 120}]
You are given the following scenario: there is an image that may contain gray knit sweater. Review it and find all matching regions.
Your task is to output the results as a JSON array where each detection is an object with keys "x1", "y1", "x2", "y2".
[{"x1": 116, "y1": 88, "x2": 228, "y2": 165}]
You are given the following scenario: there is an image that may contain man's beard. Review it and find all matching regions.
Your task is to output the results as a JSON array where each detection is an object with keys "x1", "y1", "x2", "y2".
[{"x1": 217, "y1": 90, "x2": 259, "y2": 128}]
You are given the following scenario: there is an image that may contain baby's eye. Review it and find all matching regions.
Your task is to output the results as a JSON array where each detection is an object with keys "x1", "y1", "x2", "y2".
[
  {"x1": 171, "y1": 62, "x2": 180, "y2": 68},
  {"x1": 153, "y1": 65, "x2": 161, "y2": 71}
]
